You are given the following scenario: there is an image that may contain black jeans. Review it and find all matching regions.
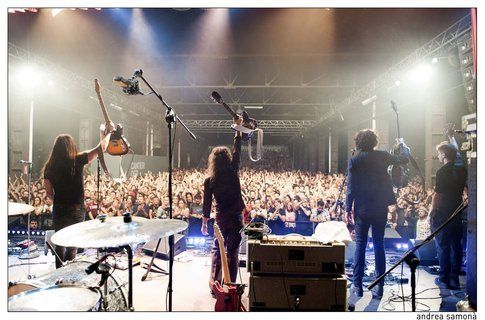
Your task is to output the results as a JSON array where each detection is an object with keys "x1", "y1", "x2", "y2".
[
  {"x1": 53, "y1": 204, "x2": 85, "y2": 269},
  {"x1": 353, "y1": 213, "x2": 387, "y2": 288},
  {"x1": 432, "y1": 217, "x2": 463, "y2": 283},
  {"x1": 209, "y1": 218, "x2": 243, "y2": 289}
]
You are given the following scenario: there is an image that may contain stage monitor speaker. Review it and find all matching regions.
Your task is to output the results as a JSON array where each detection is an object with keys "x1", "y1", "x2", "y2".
[
  {"x1": 249, "y1": 275, "x2": 347, "y2": 311},
  {"x1": 411, "y1": 239, "x2": 438, "y2": 266},
  {"x1": 142, "y1": 234, "x2": 186, "y2": 260}
]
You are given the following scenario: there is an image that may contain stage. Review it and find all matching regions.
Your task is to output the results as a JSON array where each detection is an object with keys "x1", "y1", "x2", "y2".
[{"x1": 7, "y1": 247, "x2": 467, "y2": 312}]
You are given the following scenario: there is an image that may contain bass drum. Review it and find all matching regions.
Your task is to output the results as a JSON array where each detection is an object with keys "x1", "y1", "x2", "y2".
[
  {"x1": 8, "y1": 280, "x2": 44, "y2": 297},
  {"x1": 8, "y1": 260, "x2": 128, "y2": 312}
]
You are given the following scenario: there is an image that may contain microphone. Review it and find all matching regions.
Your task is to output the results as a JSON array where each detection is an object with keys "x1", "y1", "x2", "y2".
[
  {"x1": 113, "y1": 75, "x2": 143, "y2": 95},
  {"x1": 19, "y1": 160, "x2": 32, "y2": 164},
  {"x1": 85, "y1": 255, "x2": 110, "y2": 275}
]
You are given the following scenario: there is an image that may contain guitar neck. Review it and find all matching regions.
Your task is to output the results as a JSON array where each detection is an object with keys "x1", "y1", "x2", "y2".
[
  {"x1": 214, "y1": 224, "x2": 232, "y2": 285},
  {"x1": 96, "y1": 90, "x2": 111, "y2": 124},
  {"x1": 220, "y1": 102, "x2": 238, "y2": 120},
  {"x1": 395, "y1": 112, "x2": 401, "y2": 139}
]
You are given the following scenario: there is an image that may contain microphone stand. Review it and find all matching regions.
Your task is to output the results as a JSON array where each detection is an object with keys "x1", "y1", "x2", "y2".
[
  {"x1": 135, "y1": 69, "x2": 196, "y2": 311},
  {"x1": 368, "y1": 200, "x2": 467, "y2": 311},
  {"x1": 334, "y1": 149, "x2": 354, "y2": 223}
]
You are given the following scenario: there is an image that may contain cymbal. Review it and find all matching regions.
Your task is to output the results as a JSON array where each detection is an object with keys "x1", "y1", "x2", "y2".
[
  {"x1": 8, "y1": 202, "x2": 35, "y2": 216},
  {"x1": 51, "y1": 217, "x2": 188, "y2": 248}
]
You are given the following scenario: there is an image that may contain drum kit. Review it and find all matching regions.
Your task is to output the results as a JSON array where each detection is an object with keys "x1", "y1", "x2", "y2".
[
  {"x1": 8, "y1": 202, "x2": 40, "y2": 261},
  {"x1": 8, "y1": 211, "x2": 188, "y2": 312}
]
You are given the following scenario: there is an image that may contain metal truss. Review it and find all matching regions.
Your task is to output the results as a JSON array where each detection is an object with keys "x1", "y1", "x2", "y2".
[
  {"x1": 183, "y1": 119, "x2": 317, "y2": 134},
  {"x1": 303, "y1": 13, "x2": 472, "y2": 134}
]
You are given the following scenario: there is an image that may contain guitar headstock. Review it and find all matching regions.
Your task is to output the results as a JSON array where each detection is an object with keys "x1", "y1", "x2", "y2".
[
  {"x1": 94, "y1": 79, "x2": 101, "y2": 94},
  {"x1": 211, "y1": 91, "x2": 223, "y2": 104},
  {"x1": 391, "y1": 100, "x2": 398, "y2": 113}
]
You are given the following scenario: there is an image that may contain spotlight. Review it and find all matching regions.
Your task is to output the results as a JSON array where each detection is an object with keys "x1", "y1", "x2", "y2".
[
  {"x1": 200, "y1": 238, "x2": 206, "y2": 245},
  {"x1": 368, "y1": 243, "x2": 374, "y2": 249},
  {"x1": 402, "y1": 243, "x2": 409, "y2": 250},
  {"x1": 187, "y1": 238, "x2": 194, "y2": 245},
  {"x1": 361, "y1": 95, "x2": 377, "y2": 106},
  {"x1": 16, "y1": 65, "x2": 42, "y2": 89},
  {"x1": 467, "y1": 85, "x2": 473, "y2": 91},
  {"x1": 396, "y1": 243, "x2": 403, "y2": 250},
  {"x1": 408, "y1": 63, "x2": 433, "y2": 84},
  {"x1": 431, "y1": 57, "x2": 439, "y2": 64}
]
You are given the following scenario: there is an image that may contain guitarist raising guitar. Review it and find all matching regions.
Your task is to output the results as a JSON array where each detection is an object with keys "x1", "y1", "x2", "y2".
[{"x1": 201, "y1": 116, "x2": 246, "y2": 304}]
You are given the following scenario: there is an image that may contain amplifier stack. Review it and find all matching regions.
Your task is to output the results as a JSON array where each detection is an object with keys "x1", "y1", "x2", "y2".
[{"x1": 246, "y1": 235, "x2": 347, "y2": 311}]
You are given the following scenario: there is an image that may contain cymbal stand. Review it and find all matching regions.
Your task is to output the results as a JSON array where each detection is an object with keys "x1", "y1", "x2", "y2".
[{"x1": 19, "y1": 161, "x2": 39, "y2": 277}]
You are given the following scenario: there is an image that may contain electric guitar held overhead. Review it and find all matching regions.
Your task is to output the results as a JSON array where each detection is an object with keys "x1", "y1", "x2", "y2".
[
  {"x1": 212, "y1": 223, "x2": 246, "y2": 312},
  {"x1": 94, "y1": 79, "x2": 130, "y2": 156},
  {"x1": 211, "y1": 91, "x2": 257, "y2": 142}
]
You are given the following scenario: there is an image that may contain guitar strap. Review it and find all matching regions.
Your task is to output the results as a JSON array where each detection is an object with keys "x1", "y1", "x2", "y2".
[
  {"x1": 96, "y1": 147, "x2": 112, "y2": 178},
  {"x1": 248, "y1": 128, "x2": 263, "y2": 162}
]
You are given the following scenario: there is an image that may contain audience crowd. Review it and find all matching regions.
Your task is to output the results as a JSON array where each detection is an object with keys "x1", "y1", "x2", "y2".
[{"x1": 8, "y1": 164, "x2": 433, "y2": 239}]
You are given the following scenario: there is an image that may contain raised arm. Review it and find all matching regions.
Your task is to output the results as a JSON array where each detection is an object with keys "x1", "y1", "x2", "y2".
[
  {"x1": 86, "y1": 122, "x2": 114, "y2": 164},
  {"x1": 231, "y1": 116, "x2": 243, "y2": 172}
]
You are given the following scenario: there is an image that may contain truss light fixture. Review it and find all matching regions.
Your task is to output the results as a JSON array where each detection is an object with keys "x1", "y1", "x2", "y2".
[
  {"x1": 361, "y1": 95, "x2": 377, "y2": 106},
  {"x1": 244, "y1": 106, "x2": 263, "y2": 109}
]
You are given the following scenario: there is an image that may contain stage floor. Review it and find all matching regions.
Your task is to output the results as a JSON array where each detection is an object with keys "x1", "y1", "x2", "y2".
[{"x1": 7, "y1": 249, "x2": 467, "y2": 312}]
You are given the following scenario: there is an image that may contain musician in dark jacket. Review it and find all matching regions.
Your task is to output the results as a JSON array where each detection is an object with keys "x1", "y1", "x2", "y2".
[
  {"x1": 202, "y1": 116, "x2": 244, "y2": 294},
  {"x1": 345, "y1": 129, "x2": 409, "y2": 297},
  {"x1": 429, "y1": 129, "x2": 467, "y2": 289}
]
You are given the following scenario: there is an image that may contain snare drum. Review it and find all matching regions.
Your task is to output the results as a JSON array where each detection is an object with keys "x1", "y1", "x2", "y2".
[
  {"x1": 9, "y1": 284, "x2": 101, "y2": 311},
  {"x1": 8, "y1": 260, "x2": 128, "y2": 311}
]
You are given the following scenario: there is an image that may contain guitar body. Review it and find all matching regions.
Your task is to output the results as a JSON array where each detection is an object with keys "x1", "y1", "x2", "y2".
[
  {"x1": 389, "y1": 101, "x2": 410, "y2": 189},
  {"x1": 211, "y1": 91, "x2": 258, "y2": 142},
  {"x1": 107, "y1": 124, "x2": 130, "y2": 156},
  {"x1": 213, "y1": 281, "x2": 247, "y2": 312}
]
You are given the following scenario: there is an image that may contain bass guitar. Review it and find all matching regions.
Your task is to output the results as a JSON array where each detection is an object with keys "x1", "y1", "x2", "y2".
[
  {"x1": 389, "y1": 100, "x2": 425, "y2": 192},
  {"x1": 212, "y1": 223, "x2": 246, "y2": 312},
  {"x1": 94, "y1": 79, "x2": 131, "y2": 155},
  {"x1": 211, "y1": 91, "x2": 257, "y2": 142},
  {"x1": 211, "y1": 91, "x2": 263, "y2": 162}
]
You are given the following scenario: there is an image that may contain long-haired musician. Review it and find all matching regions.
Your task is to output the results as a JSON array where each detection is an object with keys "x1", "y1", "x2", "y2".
[
  {"x1": 42, "y1": 122, "x2": 113, "y2": 268},
  {"x1": 201, "y1": 116, "x2": 244, "y2": 296}
]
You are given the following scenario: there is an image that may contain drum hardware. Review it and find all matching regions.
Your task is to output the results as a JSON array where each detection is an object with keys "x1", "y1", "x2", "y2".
[
  {"x1": 50, "y1": 215, "x2": 188, "y2": 311},
  {"x1": 15, "y1": 161, "x2": 40, "y2": 276},
  {"x1": 8, "y1": 260, "x2": 129, "y2": 311}
]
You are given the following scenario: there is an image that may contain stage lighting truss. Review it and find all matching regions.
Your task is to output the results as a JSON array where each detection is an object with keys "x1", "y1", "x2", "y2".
[{"x1": 299, "y1": 13, "x2": 473, "y2": 138}]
